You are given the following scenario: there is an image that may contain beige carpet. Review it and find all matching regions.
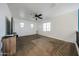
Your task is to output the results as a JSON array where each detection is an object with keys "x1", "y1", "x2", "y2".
[{"x1": 15, "y1": 34, "x2": 78, "y2": 56}]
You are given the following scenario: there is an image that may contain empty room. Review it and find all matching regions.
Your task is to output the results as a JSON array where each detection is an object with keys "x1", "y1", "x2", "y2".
[{"x1": 0, "y1": 3, "x2": 79, "y2": 56}]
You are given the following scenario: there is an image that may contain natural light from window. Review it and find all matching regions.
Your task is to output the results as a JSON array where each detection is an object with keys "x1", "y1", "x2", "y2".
[
  {"x1": 43, "y1": 22, "x2": 51, "y2": 32},
  {"x1": 20, "y1": 22, "x2": 24, "y2": 28},
  {"x1": 31, "y1": 24, "x2": 34, "y2": 29}
]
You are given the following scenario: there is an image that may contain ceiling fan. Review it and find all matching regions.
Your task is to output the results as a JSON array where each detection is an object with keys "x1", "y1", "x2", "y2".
[{"x1": 33, "y1": 14, "x2": 43, "y2": 20}]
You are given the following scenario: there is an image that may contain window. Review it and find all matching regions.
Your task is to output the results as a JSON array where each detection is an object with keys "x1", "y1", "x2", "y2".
[
  {"x1": 20, "y1": 22, "x2": 24, "y2": 28},
  {"x1": 43, "y1": 23, "x2": 47, "y2": 31},
  {"x1": 31, "y1": 24, "x2": 34, "y2": 28},
  {"x1": 43, "y1": 22, "x2": 51, "y2": 32}
]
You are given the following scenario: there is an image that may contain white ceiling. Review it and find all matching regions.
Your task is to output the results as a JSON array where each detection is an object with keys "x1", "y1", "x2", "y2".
[
  {"x1": 7, "y1": 3, "x2": 56, "y2": 21},
  {"x1": 7, "y1": 3, "x2": 79, "y2": 21}
]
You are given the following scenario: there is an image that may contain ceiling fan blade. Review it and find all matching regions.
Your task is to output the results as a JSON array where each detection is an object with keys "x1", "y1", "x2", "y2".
[
  {"x1": 35, "y1": 14, "x2": 38, "y2": 17},
  {"x1": 38, "y1": 16, "x2": 43, "y2": 19},
  {"x1": 38, "y1": 14, "x2": 42, "y2": 16}
]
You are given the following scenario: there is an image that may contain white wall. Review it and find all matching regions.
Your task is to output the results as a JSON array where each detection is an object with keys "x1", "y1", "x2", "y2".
[
  {"x1": 38, "y1": 10, "x2": 79, "y2": 55},
  {"x1": 0, "y1": 4, "x2": 11, "y2": 20},
  {"x1": 13, "y1": 18, "x2": 37, "y2": 36},
  {"x1": 37, "y1": 3, "x2": 79, "y2": 55},
  {"x1": 38, "y1": 10, "x2": 78, "y2": 43},
  {"x1": 0, "y1": 4, "x2": 12, "y2": 55}
]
